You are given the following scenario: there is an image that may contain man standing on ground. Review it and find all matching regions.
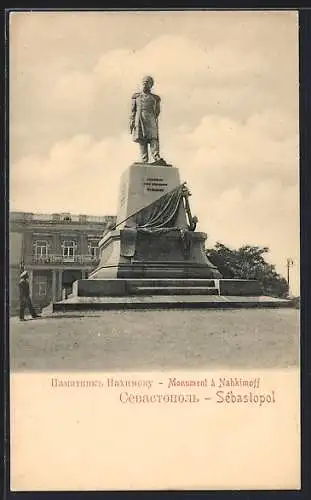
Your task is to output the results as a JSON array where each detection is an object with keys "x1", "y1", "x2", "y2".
[{"x1": 19, "y1": 271, "x2": 40, "y2": 321}]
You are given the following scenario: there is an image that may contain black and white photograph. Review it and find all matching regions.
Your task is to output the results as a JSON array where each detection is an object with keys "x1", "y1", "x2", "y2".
[{"x1": 9, "y1": 10, "x2": 300, "y2": 491}]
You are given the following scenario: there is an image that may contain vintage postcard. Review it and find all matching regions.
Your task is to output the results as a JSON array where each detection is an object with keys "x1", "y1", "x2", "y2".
[{"x1": 9, "y1": 10, "x2": 300, "y2": 491}]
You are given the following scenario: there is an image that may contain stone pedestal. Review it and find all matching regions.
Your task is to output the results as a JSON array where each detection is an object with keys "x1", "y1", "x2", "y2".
[
  {"x1": 116, "y1": 162, "x2": 187, "y2": 228},
  {"x1": 88, "y1": 229, "x2": 220, "y2": 279},
  {"x1": 88, "y1": 163, "x2": 220, "y2": 279},
  {"x1": 45, "y1": 161, "x2": 290, "y2": 313}
]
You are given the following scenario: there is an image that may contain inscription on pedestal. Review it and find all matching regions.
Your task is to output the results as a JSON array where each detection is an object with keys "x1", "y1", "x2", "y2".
[
  {"x1": 116, "y1": 164, "x2": 186, "y2": 228},
  {"x1": 143, "y1": 177, "x2": 168, "y2": 193}
]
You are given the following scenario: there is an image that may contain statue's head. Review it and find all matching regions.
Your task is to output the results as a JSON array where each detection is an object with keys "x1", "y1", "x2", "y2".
[{"x1": 142, "y1": 75, "x2": 154, "y2": 92}]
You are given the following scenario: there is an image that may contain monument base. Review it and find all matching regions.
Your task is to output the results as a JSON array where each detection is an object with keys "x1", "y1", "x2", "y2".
[
  {"x1": 88, "y1": 163, "x2": 221, "y2": 279},
  {"x1": 44, "y1": 278, "x2": 292, "y2": 313},
  {"x1": 88, "y1": 229, "x2": 221, "y2": 279},
  {"x1": 46, "y1": 162, "x2": 292, "y2": 312}
]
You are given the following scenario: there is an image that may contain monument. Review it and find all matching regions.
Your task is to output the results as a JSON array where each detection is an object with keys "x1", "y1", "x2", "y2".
[
  {"x1": 88, "y1": 75, "x2": 220, "y2": 281},
  {"x1": 49, "y1": 77, "x2": 291, "y2": 311}
]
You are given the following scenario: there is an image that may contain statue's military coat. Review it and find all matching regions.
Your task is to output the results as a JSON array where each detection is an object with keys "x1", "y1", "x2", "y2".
[{"x1": 130, "y1": 91, "x2": 161, "y2": 143}]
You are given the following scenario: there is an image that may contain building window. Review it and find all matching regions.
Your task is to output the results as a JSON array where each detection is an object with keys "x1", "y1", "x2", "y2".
[
  {"x1": 61, "y1": 213, "x2": 72, "y2": 222},
  {"x1": 33, "y1": 239, "x2": 49, "y2": 259},
  {"x1": 88, "y1": 239, "x2": 99, "y2": 259},
  {"x1": 34, "y1": 275, "x2": 48, "y2": 297},
  {"x1": 61, "y1": 240, "x2": 77, "y2": 262}
]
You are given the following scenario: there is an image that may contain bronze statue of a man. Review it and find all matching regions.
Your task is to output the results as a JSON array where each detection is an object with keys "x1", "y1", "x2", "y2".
[{"x1": 129, "y1": 76, "x2": 167, "y2": 165}]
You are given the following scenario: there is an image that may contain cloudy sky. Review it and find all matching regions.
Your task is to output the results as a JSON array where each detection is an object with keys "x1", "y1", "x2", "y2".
[{"x1": 9, "y1": 10, "x2": 299, "y2": 293}]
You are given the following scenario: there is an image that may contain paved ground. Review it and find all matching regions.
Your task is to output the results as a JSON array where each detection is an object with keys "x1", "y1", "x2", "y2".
[{"x1": 10, "y1": 308, "x2": 299, "y2": 372}]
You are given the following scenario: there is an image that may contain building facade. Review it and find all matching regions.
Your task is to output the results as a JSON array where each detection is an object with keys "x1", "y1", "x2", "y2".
[{"x1": 10, "y1": 211, "x2": 116, "y2": 314}]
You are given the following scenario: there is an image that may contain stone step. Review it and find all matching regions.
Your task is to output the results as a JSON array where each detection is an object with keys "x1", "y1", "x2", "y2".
[
  {"x1": 49, "y1": 294, "x2": 292, "y2": 313},
  {"x1": 129, "y1": 286, "x2": 219, "y2": 296},
  {"x1": 125, "y1": 279, "x2": 216, "y2": 288},
  {"x1": 71, "y1": 278, "x2": 263, "y2": 299}
]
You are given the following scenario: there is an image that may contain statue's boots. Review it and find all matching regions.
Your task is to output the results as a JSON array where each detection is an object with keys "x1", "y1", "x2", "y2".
[{"x1": 151, "y1": 158, "x2": 168, "y2": 166}]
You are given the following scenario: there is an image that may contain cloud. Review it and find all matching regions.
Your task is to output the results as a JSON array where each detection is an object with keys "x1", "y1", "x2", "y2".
[
  {"x1": 167, "y1": 110, "x2": 298, "y2": 197},
  {"x1": 10, "y1": 21, "x2": 298, "y2": 162},
  {"x1": 10, "y1": 133, "x2": 137, "y2": 214},
  {"x1": 45, "y1": 33, "x2": 283, "y2": 120},
  {"x1": 11, "y1": 108, "x2": 298, "y2": 203},
  {"x1": 45, "y1": 33, "x2": 265, "y2": 120}
]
